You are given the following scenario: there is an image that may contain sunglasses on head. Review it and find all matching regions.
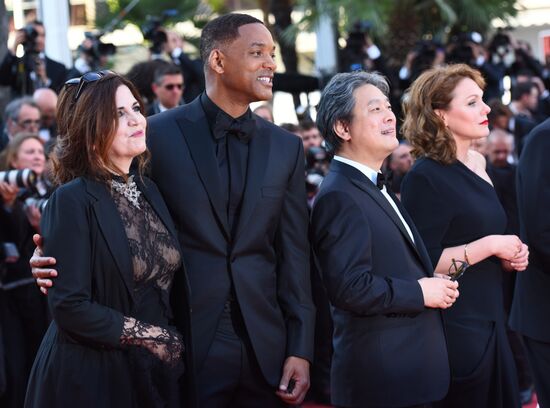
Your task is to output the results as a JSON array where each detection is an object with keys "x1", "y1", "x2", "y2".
[{"x1": 65, "y1": 70, "x2": 115, "y2": 101}]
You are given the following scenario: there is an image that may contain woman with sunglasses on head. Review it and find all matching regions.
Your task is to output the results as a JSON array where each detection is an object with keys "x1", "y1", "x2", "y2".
[
  {"x1": 400, "y1": 64, "x2": 529, "y2": 407},
  {"x1": 24, "y1": 71, "x2": 192, "y2": 408}
]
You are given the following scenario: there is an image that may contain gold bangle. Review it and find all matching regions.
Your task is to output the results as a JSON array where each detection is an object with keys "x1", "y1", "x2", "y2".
[{"x1": 464, "y1": 244, "x2": 471, "y2": 265}]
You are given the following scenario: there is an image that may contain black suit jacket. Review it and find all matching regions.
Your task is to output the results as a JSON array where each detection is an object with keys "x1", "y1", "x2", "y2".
[
  {"x1": 310, "y1": 160, "x2": 449, "y2": 407},
  {"x1": 146, "y1": 97, "x2": 315, "y2": 386},
  {"x1": 25, "y1": 176, "x2": 193, "y2": 407},
  {"x1": 0, "y1": 51, "x2": 67, "y2": 95},
  {"x1": 510, "y1": 118, "x2": 550, "y2": 343}
]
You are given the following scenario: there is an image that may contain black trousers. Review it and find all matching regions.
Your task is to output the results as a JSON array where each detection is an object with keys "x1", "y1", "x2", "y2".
[
  {"x1": 523, "y1": 335, "x2": 550, "y2": 408},
  {"x1": 196, "y1": 300, "x2": 287, "y2": 408}
]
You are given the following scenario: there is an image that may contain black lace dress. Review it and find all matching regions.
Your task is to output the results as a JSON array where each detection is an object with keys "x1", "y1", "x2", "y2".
[
  {"x1": 25, "y1": 176, "x2": 186, "y2": 408},
  {"x1": 113, "y1": 175, "x2": 185, "y2": 407}
]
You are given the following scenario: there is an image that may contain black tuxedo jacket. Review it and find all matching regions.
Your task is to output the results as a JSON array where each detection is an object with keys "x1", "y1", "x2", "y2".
[
  {"x1": 146, "y1": 97, "x2": 315, "y2": 386},
  {"x1": 510, "y1": 118, "x2": 550, "y2": 342},
  {"x1": 311, "y1": 160, "x2": 449, "y2": 407},
  {"x1": 0, "y1": 51, "x2": 67, "y2": 95},
  {"x1": 26, "y1": 176, "x2": 193, "y2": 407}
]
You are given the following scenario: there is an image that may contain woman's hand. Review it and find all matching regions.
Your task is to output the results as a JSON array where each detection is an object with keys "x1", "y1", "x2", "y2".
[
  {"x1": 502, "y1": 243, "x2": 529, "y2": 272},
  {"x1": 488, "y1": 235, "x2": 523, "y2": 261},
  {"x1": 0, "y1": 181, "x2": 19, "y2": 208}
]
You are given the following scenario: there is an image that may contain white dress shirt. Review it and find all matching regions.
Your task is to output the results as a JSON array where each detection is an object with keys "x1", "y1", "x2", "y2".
[{"x1": 333, "y1": 155, "x2": 415, "y2": 244}]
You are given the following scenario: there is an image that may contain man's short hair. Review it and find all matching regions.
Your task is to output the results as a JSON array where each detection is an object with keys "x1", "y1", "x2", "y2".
[
  {"x1": 4, "y1": 97, "x2": 39, "y2": 122},
  {"x1": 316, "y1": 71, "x2": 390, "y2": 153},
  {"x1": 511, "y1": 81, "x2": 537, "y2": 102},
  {"x1": 200, "y1": 13, "x2": 263, "y2": 66},
  {"x1": 153, "y1": 64, "x2": 183, "y2": 85},
  {"x1": 299, "y1": 119, "x2": 317, "y2": 132}
]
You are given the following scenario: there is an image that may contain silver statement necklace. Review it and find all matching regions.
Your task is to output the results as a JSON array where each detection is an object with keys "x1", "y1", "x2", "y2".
[{"x1": 111, "y1": 175, "x2": 141, "y2": 209}]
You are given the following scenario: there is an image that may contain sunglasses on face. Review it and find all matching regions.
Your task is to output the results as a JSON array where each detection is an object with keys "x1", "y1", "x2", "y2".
[
  {"x1": 65, "y1": 70, "x2": 115, "y2": 101},
  {"x1": 163, "y1": 83, "x2": 183, "y2": 91},
  {"x1": 448, "y1": 258, "x2": 469, "y2": 281}
]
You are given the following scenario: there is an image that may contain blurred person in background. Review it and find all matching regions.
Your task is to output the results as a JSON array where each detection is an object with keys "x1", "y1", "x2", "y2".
[
  {"x1": 401, "y1": 64, "x2": 528, "y2": 407},
  {"x1": 1, "y1": 98, "x2": 42, "y2": 152},
  {"x1": 0, "y1": 133, "x2": 51, "y2": 408},
  {"x1": 147, "y1": 64, "x2": 185, "y2": 116},
  {"x1": 253, "y1": 104, "x2": 274, "y2": 123},
  {"x1": 508, "y1": 81, "x2": 540, "y2": 156},
  {"x1": 0, "y1": 20, "x2": 66, "y2": 96},
  {"x1": 387, "y1": 141, "x2": 413, "y2": 198},
  {"x1": 32, "y1": 88, "x2": 58, "y2": 144},
  {"x1": 298, "y1": 119, "x2": 322, "y2": 151}
]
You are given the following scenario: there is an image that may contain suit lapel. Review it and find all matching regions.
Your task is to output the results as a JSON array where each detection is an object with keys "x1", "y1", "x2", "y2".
[
  {"x1": 136, "y1": 177, "x2": 179, "y2": 244},
  {"x1": 85, "y1": 179, "x2": 135, "y2": 301},
  {"x1": 234, "y1": 118, "x2": 270, "y2": 242},
  {"x1": 332, "y1": 161, "x2": 425, "y2": 266},
  {"x1": 175, "y1": 99, "x2": 230, "y2": 239}
]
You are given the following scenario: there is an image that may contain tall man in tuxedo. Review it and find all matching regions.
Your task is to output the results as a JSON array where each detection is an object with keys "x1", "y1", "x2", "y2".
[
  {"x1": 31, "y1": 13, "x2": 314, "y2": 407},
  {"x1": 510, "y1": 117, "x2": 550, "y2": 407},
  {"x1": 311, "y1": 71, "x2": 459, "y2": 408}
]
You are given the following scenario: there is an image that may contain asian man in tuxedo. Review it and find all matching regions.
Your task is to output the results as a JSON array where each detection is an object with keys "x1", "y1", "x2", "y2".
[{"x1": 311, "y1": 71, "x2": 459, "y2": 408}]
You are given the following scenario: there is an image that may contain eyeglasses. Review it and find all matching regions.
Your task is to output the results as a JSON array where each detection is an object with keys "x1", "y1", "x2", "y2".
[
  {"x1": 448, "y1": 258, "x2": 469, "y2": 281},
  {"x1": 18, "y1": 119, "x2": 41, "y2": 128},
  {"x1": 65, "y1": 70, "x2": 114, "y2": 101},
  {"x1": 163, "y1": 83, "x2": 183, "y2": 91}
]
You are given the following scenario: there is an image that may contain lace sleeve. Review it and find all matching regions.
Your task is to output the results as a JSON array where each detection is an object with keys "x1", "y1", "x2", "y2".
[{"x1": 120, "y1": 317, "x2": 184, "y2": 366}]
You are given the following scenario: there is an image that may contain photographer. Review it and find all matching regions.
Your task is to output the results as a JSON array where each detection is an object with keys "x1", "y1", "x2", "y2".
[
  {"x1": 0, "y1": 133, "x2": 51, "y2": 408},
  {"x1": 66, "y1": 34, "x2": 116, "y2": 79},
  {"x1": 162, "y1": 30, "x2": 204, "y2": 102},
  {"x1": 340, "y1": 20, "x2": 388, "y2": 76},
  {"x1": 0, "y1": 20, "x2": 67, "y2": 96}
]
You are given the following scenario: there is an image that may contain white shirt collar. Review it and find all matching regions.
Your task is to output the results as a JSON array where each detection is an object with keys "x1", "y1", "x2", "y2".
[{"x1": 333, "y1": 155, "x2": 380, "y2": 186}]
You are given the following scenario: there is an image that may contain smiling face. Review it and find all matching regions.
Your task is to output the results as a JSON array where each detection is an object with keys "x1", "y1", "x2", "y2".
[
  {"x1": 337, "y1": 84, "x2": 397, "y2": 168},
  {"x1": 216, "y1": 23, "x2": 276, "y2": 105},
  {"x1": 438, "y1": 77, "x2": 491, "y2": 143},
  {"x1": 108, "y1": 85, "x2": 147, "y2": 173}
]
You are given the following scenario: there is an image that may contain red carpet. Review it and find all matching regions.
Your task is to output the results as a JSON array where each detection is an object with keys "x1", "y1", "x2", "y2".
[{"x1": 303, "y1": 393, "x2": 538, "y2": 408}]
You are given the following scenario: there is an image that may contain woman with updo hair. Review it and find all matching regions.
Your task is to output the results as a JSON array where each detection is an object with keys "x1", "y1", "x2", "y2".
[{"x1": 401, "y1": 64, "x2": 528, "y2": 407}]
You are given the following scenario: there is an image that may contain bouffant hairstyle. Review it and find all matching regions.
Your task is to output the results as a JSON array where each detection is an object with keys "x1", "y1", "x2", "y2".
[
  {"x1": 401, "y1": 64, "x2": 485, "y2": 164},
  {"x1": 52, "y1": 72, "x2": 149, "y2": 185}
]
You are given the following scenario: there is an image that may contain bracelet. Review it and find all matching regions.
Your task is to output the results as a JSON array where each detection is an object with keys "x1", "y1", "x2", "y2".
[{"x1": 464, "y1": 244, "x2": 471, "y2": 265}]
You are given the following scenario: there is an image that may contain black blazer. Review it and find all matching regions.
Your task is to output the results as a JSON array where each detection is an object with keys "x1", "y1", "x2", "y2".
[
  {"x1": 146, "y1": 97, "x2": 315, "y2": 386},
  {"x1": 510, "y1": 118, "x2": 550, "y2": 342},
  {"x1": 24, "y1": 176, "x2": 193, "y2": 407},
  {"x1": 310, "y1": 160, "x2": 449, "y2": 407}
]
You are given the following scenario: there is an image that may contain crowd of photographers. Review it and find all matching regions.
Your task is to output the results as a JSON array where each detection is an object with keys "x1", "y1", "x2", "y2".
[{"x1": 1, "y1": 16, "x2": 550, "y2": 407}]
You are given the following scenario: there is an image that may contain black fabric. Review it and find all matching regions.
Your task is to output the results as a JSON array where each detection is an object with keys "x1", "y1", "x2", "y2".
[
  {"x1": 146, "y1": 97, "x2": 314, "y2": 394},
  {"x1": 402, "y1": 157, "x2": 520, "y2": 407},
  {"x1": 24, "y1": 177, "x2": 193, "y2": 407},
  {"x1": 523, "y1": 336, "x2": 550, "y2": 408},
  {"x1": 509, "y1": 119, "x2": 550, "y2": 406},
  {"x1": 311, "y1": 160, "x2": 449, "y2": 407}
]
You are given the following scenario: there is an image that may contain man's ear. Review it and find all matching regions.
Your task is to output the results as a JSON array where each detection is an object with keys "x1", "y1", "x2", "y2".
[
  {"x1": 151, "y1": 83, "x2": 159, "y2": 96},
  {"x1": 208, "y1": 49, "x2": 225, "y2": 74},
  {"x1": 434, "y1": 109, "x2": 447, "y2": 126},
  {"x1": 334, "y1": 119, "x2": 352, "y2": 143}
]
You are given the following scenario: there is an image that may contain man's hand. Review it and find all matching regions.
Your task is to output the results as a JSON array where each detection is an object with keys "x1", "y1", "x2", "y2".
[
  {"x1": 0, "y1": 181, "x2": 19, "y2": 208},
  {"x1": 275, "y1": 356, "x2": 310, "y2": 405},
  {"x1": 418, "y1": 277, "x2": 459, "y2": 309},
  {"x1": 30, "y1": 234, "x2": 57, "y2": 295}
]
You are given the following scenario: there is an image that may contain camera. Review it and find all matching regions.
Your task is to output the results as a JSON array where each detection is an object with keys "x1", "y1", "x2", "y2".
[
  {"x1": 0, "y1": 169, "x2": 37, "y2": 189},
  {"x1": 79, "y1": 32, "x2": 117, "y2": 71},
  {"x1": 141, "y1": 10, "x2": 178, "y2": 56},
  {"x1": 24, "y1": 197, "x2": 48, "y2": 214},
  {"x1": 20, "y1": 24, "x2": 39, "y2": 54}
]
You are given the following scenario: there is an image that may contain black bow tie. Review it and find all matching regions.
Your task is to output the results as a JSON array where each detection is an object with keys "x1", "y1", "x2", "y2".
[
  {"x1": 376, "y1": 172, "x2": 389, "y2": 190},
  {"x1": 213, "y1": 112, "x2": 255, "y2": 144}
]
